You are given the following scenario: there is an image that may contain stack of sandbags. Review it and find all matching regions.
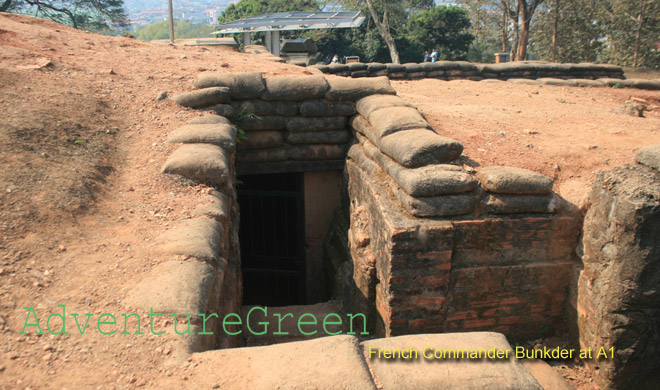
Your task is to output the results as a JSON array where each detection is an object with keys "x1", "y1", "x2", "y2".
[{"x1": 476, "y1": 166, "x2": 556, "y2": 214}]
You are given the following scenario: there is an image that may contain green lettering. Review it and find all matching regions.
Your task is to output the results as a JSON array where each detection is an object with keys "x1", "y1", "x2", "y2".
[
  {"x1": 298, "y1": 313, "x2": 317, "y2": 336},
  {"x1": 71, "y1": 313, "x2": 93, "y2": 335},
  {"x1": 20, "y1": 307, "x2": 43, "y2": 335},
  {"x1": 347, "y1": 313, "x2": 368, "y2": 335},
  {"x1": 120, "y1": 313, "x2": 143, "y2": 335},
  {"x1": 97, "y1": 313, "x2": 116, "y2": 335},
  {"x1": 149, "y1": 308, "x2": 165, "y2": 335},
  {"x1": 273, "y1": 312, "x2": 293, "y2": 335},
  {"x1": 322, "y1": 313, "x2": 343, "y2": 336},
  {"x1": 46, "y1": 304, "x2": 68, "y2": 335},
  {"x1": 198, "y1": 313, "x2": 218, "y2": 335},
  {"x1": 246, "y1": 306, "x2": 267, "y2": 336},
  {"x1": 222, "y1": 313, "x2": 243, "y2": 336},
  {"x1": 172, "y1": 314, "x2": 194, "y2": 336}
]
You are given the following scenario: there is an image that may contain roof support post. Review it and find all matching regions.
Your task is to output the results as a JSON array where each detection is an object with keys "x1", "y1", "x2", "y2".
[
  {"x1": 242, "y1": 32, "x2": 251, "y2": 46},
  {"x1": 271, "y1": 30, "x2": 280, "y2": 57},
  {"x1": 265, "y1": 31, "x2": 272, "y2": 52}
]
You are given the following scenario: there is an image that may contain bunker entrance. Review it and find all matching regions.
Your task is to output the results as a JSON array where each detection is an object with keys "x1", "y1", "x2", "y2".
[
  {"x1": 238, "y1": 170, "x2": 344, "y2": 308},
  {"x1": 238, "y1": 173, "x2": 305, "y2": 306}
]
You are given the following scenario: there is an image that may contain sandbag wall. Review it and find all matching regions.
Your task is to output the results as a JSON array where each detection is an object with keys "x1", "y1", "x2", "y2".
[
  {"x1": 130, "y1": 112, "x2": 243, "y2": 353},
  {"x1": 342, "y1": 91, "x2": 582, "y2": 340},
  {"x1": 166, "y1": 72, "x2": 582, "y2": 343},
  {"x1": 187, "y1": 72, "x2": 399, "y2": 175},
  {"x1": 312, "y1": 61, "x2": 625, "y2": 81}
]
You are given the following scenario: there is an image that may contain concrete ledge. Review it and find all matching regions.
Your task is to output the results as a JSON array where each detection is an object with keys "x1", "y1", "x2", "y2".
[
  {"x1": 361, "y1": 332, "x2": 542, "y2": 390},
  {"x1": 192, "y1": 335, "x2": 377, "y2": 390},
  {"x1": 522, "y1": 359, "x2": 574, "y2": 390}
]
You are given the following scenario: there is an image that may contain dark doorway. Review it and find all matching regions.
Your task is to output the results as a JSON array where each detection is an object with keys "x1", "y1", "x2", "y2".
[{"x1": 238, "y1": 173, "x2": 305, "y2": 306}]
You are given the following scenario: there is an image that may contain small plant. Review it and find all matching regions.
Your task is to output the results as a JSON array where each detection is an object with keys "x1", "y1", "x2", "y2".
[
  {"x1": 230, "y1": 108, "x2": 259, "y2": 144},
  {"x1": 612, "y1": 83, "x2": 623, "y2": 89},
  {"x1": 237, "y1": 128, "x2": 247, "y2": 143}
]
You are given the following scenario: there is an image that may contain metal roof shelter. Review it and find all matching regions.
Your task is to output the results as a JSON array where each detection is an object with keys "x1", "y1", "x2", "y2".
[{"x1": 214, "y1": 11, "x2": 366, "y2": 57}]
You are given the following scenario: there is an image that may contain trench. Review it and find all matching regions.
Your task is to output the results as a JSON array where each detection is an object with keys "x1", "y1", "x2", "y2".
[
  {"x1": 164, "y1": 73, "x2": 586, "y2": 352},
  {"x1": 235, "y1": 169, "x2": 349, "y2": 346}
]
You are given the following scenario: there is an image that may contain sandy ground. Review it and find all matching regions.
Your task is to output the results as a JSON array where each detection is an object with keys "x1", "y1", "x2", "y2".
[
  {"x1": 1, "y1": 12, "x2": 659, "y2": 389},
  {"x1": 394, "y1": 79, "x2": 660, "y2": 208}
]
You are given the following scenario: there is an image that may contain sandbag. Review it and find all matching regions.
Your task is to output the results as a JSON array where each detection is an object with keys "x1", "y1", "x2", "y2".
[
  {"x1": 195, "y1": 72, "x2": 265, "y2": 99},
  {"x1": 262, "y1": 76, "x2": 329, "y2": 101},
  {"x1": 173, "y1": 87, "x2": 231, "y2": 108},
  {"x1": 168, "y1": 123, "x2": 237, "y2": 151},
  {"x1": 325, "y1": 76, "x2": 396, "y2": 101},
  {"x1": 477, "y1": 166, "x2": 554, "y2": 195},
  {"x1": 161, "y1": 144, "x2": 230, "y2": 186}
]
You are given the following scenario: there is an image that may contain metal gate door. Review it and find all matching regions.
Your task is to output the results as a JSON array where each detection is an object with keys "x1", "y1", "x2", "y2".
[{"x1": 239, "y1": 189, "x2": 305, "y2": 306}]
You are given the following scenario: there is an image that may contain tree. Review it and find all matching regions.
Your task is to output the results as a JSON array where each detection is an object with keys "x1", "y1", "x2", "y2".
[
  {"x1": 335, "y1": 0, "x2": 433, "y2": 64},
  {"x1": 407, "y1": 6, "x2": 474, "y2": 61},
  {"x1": 135, "y1": 21, "x2": 215, "y2": 42},
  {"x1": 601, "y1": 0, "x2": 660, "y2": 69},
  {"x1": 219, "y1": 0, "x2": 320, "y2": 25},
  {"x1": 0, "y1": 0, "x2": 128, "y2": 30},
  {"x1": 500, "y1": 0, "x2": 544, "y2": 61},
  {"x1": 532, "y1": 0, "x2": 603, "y2": 63},
  {"x1": 551, "y1": 0, "x2": 558, "y2": 62},
  {"x1": 455, "y1": 0, "x2": 503, "y2": 62},
  {"x1": 364, "y1": 0, "x2": 398, "y2": 63}
]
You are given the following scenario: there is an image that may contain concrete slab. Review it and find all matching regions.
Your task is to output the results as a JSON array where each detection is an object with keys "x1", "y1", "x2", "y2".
[
  {"x1": 192, "y1": 335, "x2": 377, "y2": 390},
  {"x1": 523, "y1": 359, "x2": 574, "y2": 390},
  {"x1": 361, "y1": 332, "x2": 542, "y2": 390}
]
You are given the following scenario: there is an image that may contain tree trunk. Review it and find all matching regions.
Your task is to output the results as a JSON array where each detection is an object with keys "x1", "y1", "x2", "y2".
[
  {"x1": 633, "y1": 0, "x2": 646, "y2": 68},
  {"x1": 552, "y1": 0, "x2": 559, "y2": 62},
  {"x1": 510, "y1": 15, "x2": 519, "y2": 60},
  {"x1": 502, "y1": 6, "x2": 508, "y2": 52},
  {"x1": 365, "y1": 0, "x2": 400, "y2": 64},
  {"x1": 516, "y1": 1, "x2": 530, "y2": 61}
]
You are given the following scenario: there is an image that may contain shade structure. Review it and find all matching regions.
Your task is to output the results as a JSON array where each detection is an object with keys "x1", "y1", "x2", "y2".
[{"x1": 214, "y1": 11, "x2": 366, "y2": 34}]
